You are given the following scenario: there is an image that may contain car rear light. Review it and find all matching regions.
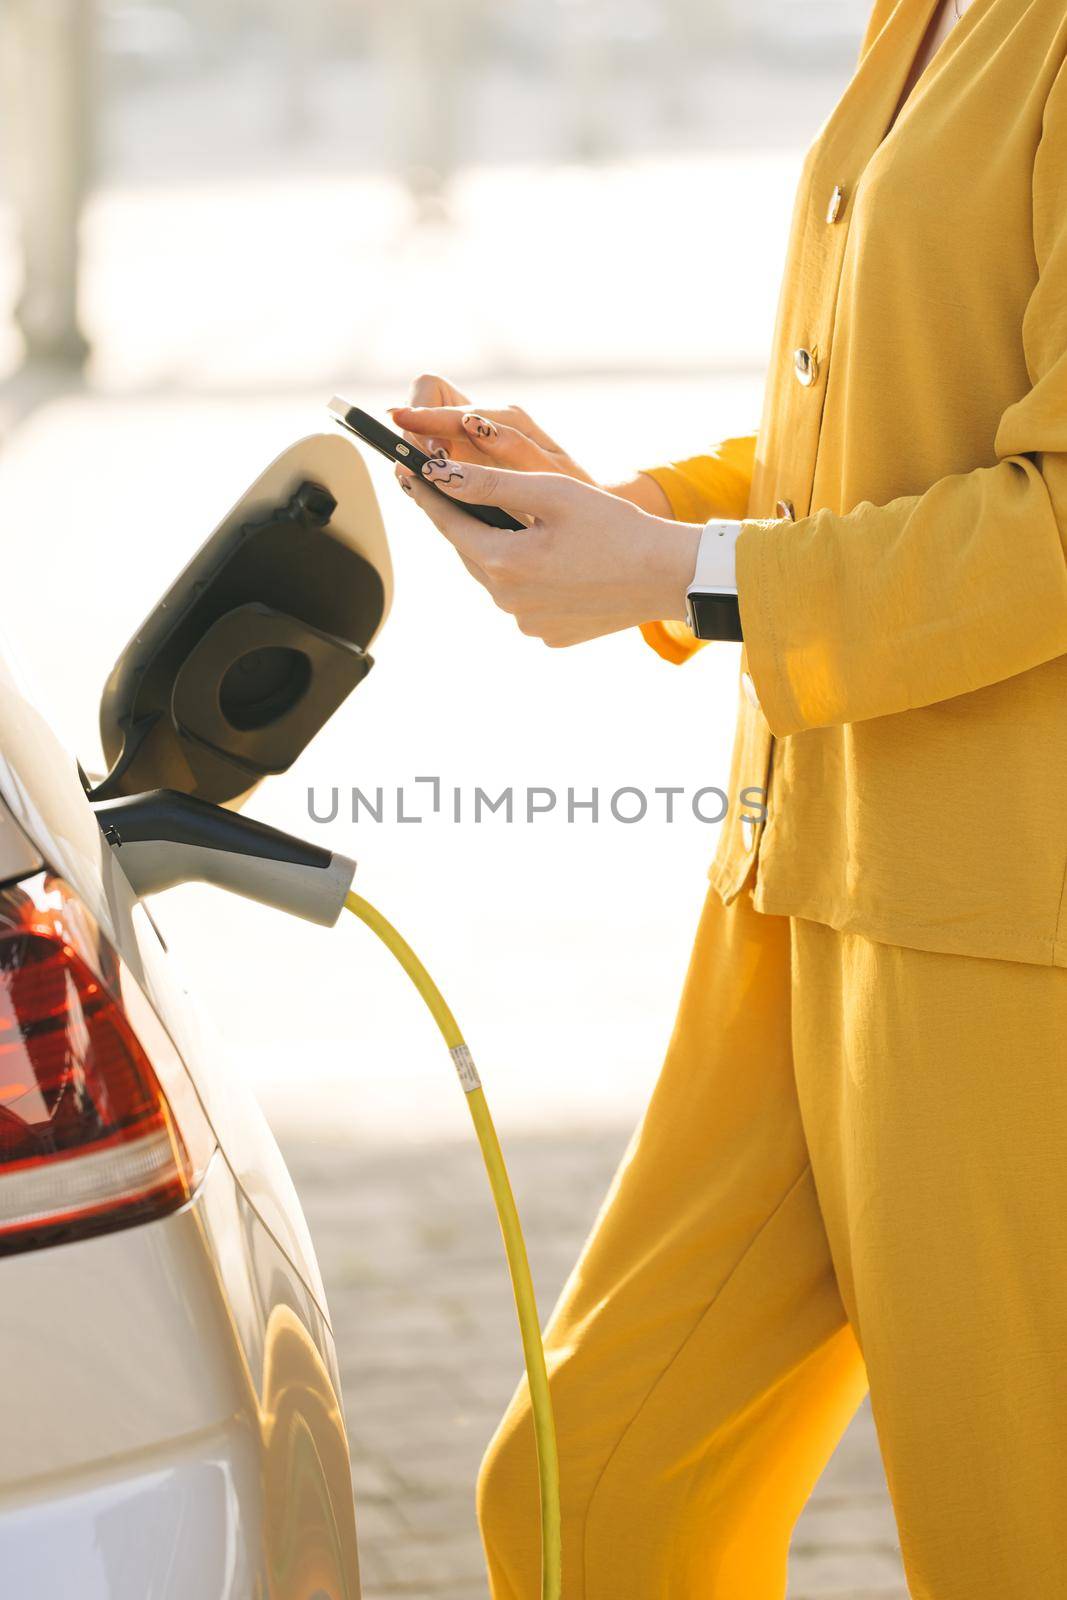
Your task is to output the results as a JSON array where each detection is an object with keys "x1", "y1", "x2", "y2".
[{"x1": 0, "y1": 871, "x2": 215, "y2": 1254}]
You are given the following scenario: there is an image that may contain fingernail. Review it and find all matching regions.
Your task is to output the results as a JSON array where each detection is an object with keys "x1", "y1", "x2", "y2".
[
  {"x1": 430, "y1": 446, "x2": 448, "y2": 461},
  {"x1": 462, "y1": 413, "x2": 498, "y2": 442},
  {"x1": 423, "y1": 457, "x2": 463, "y2": 483}
]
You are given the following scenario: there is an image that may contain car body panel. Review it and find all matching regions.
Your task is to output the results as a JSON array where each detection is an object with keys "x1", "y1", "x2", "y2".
[
  {"x1": 0, "y1": 1429, "x2": 265, "y2": 1600},
  {"x1": 0, "y1": 1156, "x2": 360, "y2": 1597},
  {"x1": 0, "y1": 643, "x2": 114, "y2": 930},
  {"x1": 0, "y1": 631, "x2": 361, "y2": 1595},
  {"x1": 129, "y1": 897, "x2": 335, "y2": 1323},
  {"x1": 0, "y1": 802, "x2": 41, "y2": 881}
]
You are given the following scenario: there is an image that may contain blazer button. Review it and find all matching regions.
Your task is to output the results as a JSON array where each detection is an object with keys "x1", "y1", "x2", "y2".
[
  {"x1": 826, "y1": 184, "x2": 845, "y2": 223},
  {"x1": 775, "y1": 498, "x2": 796, "y2": 521},
  {"x1": 741, "y1": 671, "x2": 760, "y2": 708},
  {"x1": 793, "y1": 346, "x2": 819, "y2": 386}
]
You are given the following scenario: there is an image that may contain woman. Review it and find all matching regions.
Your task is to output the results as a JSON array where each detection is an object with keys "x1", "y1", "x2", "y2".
[{"x1": 393, "y1": 1, "x2": 1067, "y2": 1594}]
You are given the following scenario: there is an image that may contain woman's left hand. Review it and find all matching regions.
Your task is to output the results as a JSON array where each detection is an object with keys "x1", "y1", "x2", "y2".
[{"x1": 398, "y1": 454, "x2": 701, "y2": 647}]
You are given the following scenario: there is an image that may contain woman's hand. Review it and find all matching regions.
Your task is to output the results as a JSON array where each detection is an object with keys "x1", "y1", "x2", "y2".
[
  {"x1": 390, "y1": 372, "x2": 594, "y2": 482},
  {"x1": 397, "y1": 454, "x2": 701, "y2": 647}
]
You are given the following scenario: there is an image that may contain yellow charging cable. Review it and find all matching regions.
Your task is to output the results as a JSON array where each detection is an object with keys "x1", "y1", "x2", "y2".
[{"x1": 343, "y1": 890, "x2": 562, "y2": 1600}]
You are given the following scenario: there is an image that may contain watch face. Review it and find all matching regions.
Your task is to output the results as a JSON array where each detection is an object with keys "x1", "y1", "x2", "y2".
[{"x1": 688, "y1": 591, "x2": 743, "y2": 643}]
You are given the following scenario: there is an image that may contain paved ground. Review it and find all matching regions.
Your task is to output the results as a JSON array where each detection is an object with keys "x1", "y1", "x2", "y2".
[{"x1": 284, "y1": 1129, "x2": 908, "y2": 1599}]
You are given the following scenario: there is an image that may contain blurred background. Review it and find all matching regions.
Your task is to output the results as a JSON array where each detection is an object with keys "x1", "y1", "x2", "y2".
[
  {"x1": 0, "y1": 5, "x2": 911, "y2": 1597},
  {"x1": 0, "y1": 0, "x2": 867, "y2": 386}
]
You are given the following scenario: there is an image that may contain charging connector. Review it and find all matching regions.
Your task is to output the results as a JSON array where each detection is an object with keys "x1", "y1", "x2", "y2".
[{"x1": 94, "y1": 788, "x2": 355, "y2": 926}]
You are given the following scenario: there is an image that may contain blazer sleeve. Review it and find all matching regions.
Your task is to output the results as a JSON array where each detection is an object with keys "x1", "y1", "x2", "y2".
[
  {"x1": 738, "y1": 63, "x2": 1067, "y2": 737},
  {"x1": 637, "y1": 432, "x2": 757, "y2": 664}
]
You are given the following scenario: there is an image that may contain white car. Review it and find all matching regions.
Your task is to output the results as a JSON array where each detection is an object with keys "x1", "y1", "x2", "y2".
[{"x1": 0, "y1": 431, "x2": 392, "y2": 1598}]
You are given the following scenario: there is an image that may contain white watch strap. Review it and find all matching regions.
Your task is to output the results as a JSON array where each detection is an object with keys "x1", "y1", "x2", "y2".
[{"x1": 690, "y1": 519, "x2": 741, "y2": 594}]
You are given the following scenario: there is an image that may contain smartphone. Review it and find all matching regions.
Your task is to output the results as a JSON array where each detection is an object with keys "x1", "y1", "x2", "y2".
[{"x1": 328, "y1": 397, "x2": 525, "y2": 532}]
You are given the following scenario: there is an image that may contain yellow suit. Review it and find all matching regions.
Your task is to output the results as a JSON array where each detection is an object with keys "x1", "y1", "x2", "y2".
[
  {"x1": 479, "y1": 888, "x2": 1067, "y2": 1599},
  {"x1": 479, "y1": 2, "x2": 1067, "y2": 1595},
  {"x1": 649, "y1": 0, "x2": 1067, "y2": 966}
]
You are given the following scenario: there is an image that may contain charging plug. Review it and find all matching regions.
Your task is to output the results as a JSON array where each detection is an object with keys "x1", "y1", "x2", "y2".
[{"x1": 93, "y1": 789, "x2": 355, "y2": 927}]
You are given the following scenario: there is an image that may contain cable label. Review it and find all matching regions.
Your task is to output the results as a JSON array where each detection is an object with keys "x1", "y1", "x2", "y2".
[{"x1": 450, "y1": 1044, "x2": 481, "y2": 1093}]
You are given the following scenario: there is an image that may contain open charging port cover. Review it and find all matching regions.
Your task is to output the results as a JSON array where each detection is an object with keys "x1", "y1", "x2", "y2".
[{"x1": 96, "y1": 431, "x2": 392, "y2": 806}]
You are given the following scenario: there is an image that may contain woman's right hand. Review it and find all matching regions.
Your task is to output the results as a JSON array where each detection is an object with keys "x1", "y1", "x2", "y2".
[{"x1": 390, "y1": 373, "x2": 596, "y2": 484}]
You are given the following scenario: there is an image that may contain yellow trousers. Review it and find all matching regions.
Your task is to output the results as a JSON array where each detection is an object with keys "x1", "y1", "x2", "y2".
[{"x1": 478, "y1": 886, "x2": 1067, "y2": 1600}]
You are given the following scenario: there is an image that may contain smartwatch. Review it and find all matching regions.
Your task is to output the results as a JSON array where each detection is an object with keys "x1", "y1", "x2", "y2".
[{"x1": 684, "y1": 588, "x2": 744, "y2": 642}]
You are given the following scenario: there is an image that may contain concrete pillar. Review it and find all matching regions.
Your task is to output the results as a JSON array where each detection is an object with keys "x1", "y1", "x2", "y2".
[
  {"x1": 367, "y1": 0, "x2": 487, "y2": 213},
  {"x1": 0, "y1": 0, "x2": 95, "y2": 366}
]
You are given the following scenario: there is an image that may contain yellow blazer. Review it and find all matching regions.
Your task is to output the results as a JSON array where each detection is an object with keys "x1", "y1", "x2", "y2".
[{"x1": 643, "y1": 0, "x2": 1067, "y2": 967}]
